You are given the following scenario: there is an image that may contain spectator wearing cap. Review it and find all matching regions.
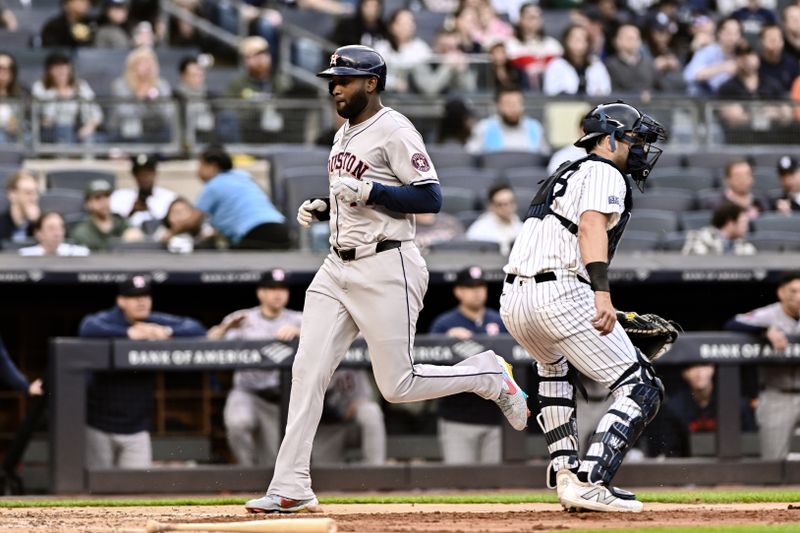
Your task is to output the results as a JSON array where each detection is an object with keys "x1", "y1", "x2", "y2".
[
  {"x1": 209, "y1": 270, "x2": 385, "y2": 466},
  {"x1": 110, "y1": 154, "x2": 177, "y2": 229},
  {"x1": 167, "y1": 144, "x2": 289, "y2": 250},
  {"x1": 94, "y1": 0, "x2": 131, "y2": 49},
  {"x1": 758, "y1": 24, "x2": 799, "y2": 92},
  {"x1": 0, "y1": 171, "x2": 40, "y2": 244},
  {"x1": 774, "y1": 156, "x2": 800, "y2": 214},
  {"x1": 644, "y1": 12, "x2": 686, "y2": 93},
  {"x1": 19, "y1": 211, "x2": 90, "y2": 256},
  {"x1": 72, "y1": 180, "x2": 144, "y2": 251},
  {"x1": 40, "y1": 0, "x2": 94, "y2": 48},
  {"x1": 718, "y1": 41, "x2": 789, "y2": 133},
  {"x1": 682, "y1": 203, "x2": 757, "y2": 256},
  {"x1": 79, "y1": 275, "x2": 206, "y2": 469},
  {"x1": 684, "y1": 17, "x2": 743, "y2": 96},
  {"x1": 31, "y1": 52, "x2": 103, "y2": 145},
  {"x1": 466, "y1": 182, "x2": 522, "y2": 255},
  {"x1": 604, "y1": 23, "x2": 657, "y2": 97},
  {"x1": 226, "y1": 37, "x2": 286, "y2": 139},
  {"x1": 731, "y1": 0, "x2": 777, "y2": 42},
  {"x1": 208, "y1": 269, "x2": 301, "y2": 466},
  {"x1": 429, "y1": 266, "x2": 505, "y2": 464}
]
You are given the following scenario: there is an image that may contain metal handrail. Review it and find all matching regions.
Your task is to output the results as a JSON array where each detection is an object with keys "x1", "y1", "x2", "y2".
[
  {"x1": 160, "y1": 0, "x2": 241, "y2": 50},
  {"x1": 11, "y1": 95, "x2": 800, "y2": 157}
]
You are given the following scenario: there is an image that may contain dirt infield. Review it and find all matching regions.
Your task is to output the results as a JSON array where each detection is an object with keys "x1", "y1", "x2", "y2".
[{"x1": 1, "y1": 502, "x2": 799, "y2": 532}]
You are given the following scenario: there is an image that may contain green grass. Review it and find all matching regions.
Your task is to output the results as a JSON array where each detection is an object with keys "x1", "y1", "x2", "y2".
[{"x1": 1, "y1": 489, "x2": 800, "y2": 508}]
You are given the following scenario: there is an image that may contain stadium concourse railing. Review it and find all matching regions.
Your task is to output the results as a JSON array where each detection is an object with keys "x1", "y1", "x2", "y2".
[
  {"x1": 48, "y1": 333, "x2": 800, "y2": 494},
  {"x1": 3, "y1": 97, "x2": 800, "y2": 159}
]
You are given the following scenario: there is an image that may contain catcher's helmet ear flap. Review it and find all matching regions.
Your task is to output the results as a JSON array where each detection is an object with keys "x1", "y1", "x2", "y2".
[{"x1": 317, "y1": 45, "x2": 387, "y2": 92}]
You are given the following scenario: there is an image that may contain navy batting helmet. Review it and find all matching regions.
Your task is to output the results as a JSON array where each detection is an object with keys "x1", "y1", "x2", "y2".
[{"x1": 317, "y1": 45, "x2": 387, "y2": 91}]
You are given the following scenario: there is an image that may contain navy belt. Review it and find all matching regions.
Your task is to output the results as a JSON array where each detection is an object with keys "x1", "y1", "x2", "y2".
[
  {"x1": 335, "y1": 240, "x2": 401, "y2": 262},
  {"x1": 505, "y1": 272, "x2": 590, "y2": 286}
]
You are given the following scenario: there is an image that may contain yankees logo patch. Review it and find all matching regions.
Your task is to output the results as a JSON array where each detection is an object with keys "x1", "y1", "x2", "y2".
[{"x1": 411, "y1": 153, "x2": 430, "y2": 172}]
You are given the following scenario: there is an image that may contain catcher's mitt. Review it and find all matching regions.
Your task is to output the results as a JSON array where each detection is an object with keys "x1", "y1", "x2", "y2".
[{"x1": 616, "y1": 310, "x2": 681, "y2": 361}]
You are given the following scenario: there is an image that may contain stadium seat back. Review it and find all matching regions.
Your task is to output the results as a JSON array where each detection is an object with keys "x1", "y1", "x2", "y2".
[{"x1": 46, "y1": 170, "x2": 116, "y2": 191}]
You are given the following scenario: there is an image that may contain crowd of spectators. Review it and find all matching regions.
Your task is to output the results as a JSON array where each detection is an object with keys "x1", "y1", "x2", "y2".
[{"x1": 0, "y1": 0, "x2": 799, "y2": 148}]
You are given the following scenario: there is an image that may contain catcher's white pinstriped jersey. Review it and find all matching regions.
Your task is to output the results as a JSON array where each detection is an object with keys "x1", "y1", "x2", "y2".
[
  {"x1": 500, "y1": 158, "x2": 638, "y2": 386},
  {"x1": 328, "y1": 107, "x2": 438, "y2": 249},
  {"x1": 504, "y1": 160, "x2": 627, "y2": 281}
]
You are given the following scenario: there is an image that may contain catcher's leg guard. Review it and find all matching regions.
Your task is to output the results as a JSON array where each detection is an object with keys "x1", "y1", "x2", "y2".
[
  {"x1": 536, "y1": 358, "x2": 580, "y2": 488},
  {"x1": 579, "y1": 354, "x2": 663, "y2": 486}
]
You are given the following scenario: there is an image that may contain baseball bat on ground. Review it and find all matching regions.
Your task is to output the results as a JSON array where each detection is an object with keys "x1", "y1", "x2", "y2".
[{"x1": 145, "y1": 518, "x2": 336, "y2": 533}]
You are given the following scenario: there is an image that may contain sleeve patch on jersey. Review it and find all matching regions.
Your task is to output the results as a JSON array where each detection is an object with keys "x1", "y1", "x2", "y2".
[
  {"x1": 411, "y1": 152, "x2": 431, "y2": 172},
  {"x1": 608, "y1": 195, "x2": 620, "y2": 205}
]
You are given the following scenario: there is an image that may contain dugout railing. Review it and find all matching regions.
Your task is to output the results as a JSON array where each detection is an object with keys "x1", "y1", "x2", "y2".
[{"x1": 48, "y1": 332, "x2": 800, "y2": 494}]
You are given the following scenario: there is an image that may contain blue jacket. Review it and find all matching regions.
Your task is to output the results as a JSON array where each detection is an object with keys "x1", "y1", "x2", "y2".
[
  {"x1": 430, "y1": 307, "x2": 507, "y2": 425},
  {"x1": 79, "y1": 306, "x2": 206, "y2": 434},
  {"x1": 0, "y1": 337, "x2": 29, "y2": 392}
]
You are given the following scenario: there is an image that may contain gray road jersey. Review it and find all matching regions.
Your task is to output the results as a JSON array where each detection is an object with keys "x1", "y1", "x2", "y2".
[
  {"x1": 328, "y1": 107, "x2": 439, "y2": 249},
  {"x1": 223, "y1": 306, "x2": 303, "y2": 392},
  {"x1": 734, "y1": 302, "x2": 800, "y2": 389}
]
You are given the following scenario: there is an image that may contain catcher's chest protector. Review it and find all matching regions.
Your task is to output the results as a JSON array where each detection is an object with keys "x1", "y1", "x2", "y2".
[{"x1": 524, "y1": 154, "x2": 632, "y2": 261}]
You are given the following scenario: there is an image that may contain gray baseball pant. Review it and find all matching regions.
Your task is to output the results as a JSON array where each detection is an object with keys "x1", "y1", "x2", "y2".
[{"x1": 268, "y1": 242, "x2": 503, "y2": 500}]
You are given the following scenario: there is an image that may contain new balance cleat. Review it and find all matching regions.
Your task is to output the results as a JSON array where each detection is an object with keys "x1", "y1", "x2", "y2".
[
  {"x1": 493, "y1": 355, "x2": 530, "y2": 431},
  {"x1": 556, "y1": 470, "x2": 643, "y2": 513},
  {"x1": 245, "y1": 494, "x2": 321, "y2": 514}
]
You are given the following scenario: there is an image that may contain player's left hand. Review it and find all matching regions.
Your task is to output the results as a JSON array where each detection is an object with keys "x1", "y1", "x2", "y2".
[
  {"x1": 331, "y1": 177, "x2": 373, "y2": 205},
  {"x1": 592, "y1": 291, "x2": 616, "y2": 336}
]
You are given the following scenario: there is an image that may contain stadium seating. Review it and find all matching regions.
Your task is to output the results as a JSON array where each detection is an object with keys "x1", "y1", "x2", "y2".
[
  {"x1": 503, "y1": 167, "x2": 548, "y2": 190},
  {"x1": 427, "y1": 146, "x2": 475, "y2": 170},
  {"x1": 38, "y1": 189, "x2": 85, "y2": 216},
  {"x1": 46, "y1": 170, "x2": 116, "y2": 191},
  {"x1": 660, "y1": 231, "x2": 687, "y2": 251},
  {"x1": 283, "y1": 174, "x2": 330, "y2": 226},
  {"x1": 680, "y1": 210, "x2": 712, "y2": 231},
  {"x1": 456, "y1": 210, "x2": 481, "y2": 229},
  {"x1": 479, "y1": 151, "x2": 548, "y2": 171},
  {"x1": 440, "y1": 186, "x2": 478, "y2": 214},
  {"x1": 429, "y1": 239, "x2": 501, "y2": 253},
  {"x1": 633, "y1": 188, "x2": 695, "y2": 212},
  {"x1": 647, "y1": 167, "x2": 716, "y2": 191},
  {"x1": 110, "y1": 240, "x2": 168, "y2": 252},
  {"x1": 615, "y1": 230, "x2": 661, "y2": 252},
  {"x1": 753, "y1": 214, "x2": 800, "y2": 233},
  {"x1": 627, "y1": 209, "x2": 680, "y2": 234},
  {"x1": 437, "y1": 167, "x2": 498, "y2": 191},
  {"x1": 748, "y1": 231, "x2": 800, "y2": 252}
]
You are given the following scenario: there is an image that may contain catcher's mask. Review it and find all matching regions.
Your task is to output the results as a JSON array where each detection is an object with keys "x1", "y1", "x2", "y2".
[{"x1": 575, "y1": 101, "x2": 668, "y2": 192}]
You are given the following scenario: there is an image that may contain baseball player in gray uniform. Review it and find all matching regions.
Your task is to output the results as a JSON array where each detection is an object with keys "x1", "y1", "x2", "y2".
[
  {"x1": 500, "y1": 102, "x2": 667, "y2": 513},
  {"x1": 725, "y1": 271, "x2": 800, "y2": 460},
  {"x1": 245, "y1": 45, "x2": 529, "y2": 514}
]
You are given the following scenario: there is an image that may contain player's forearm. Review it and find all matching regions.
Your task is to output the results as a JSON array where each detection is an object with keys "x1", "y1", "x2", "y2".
[
  {"x1": 368, "y1": 182, "x2": 442, "y2": 213},
  {"x1": 723, "y1": 318, "x2": 767, "y2": 334},
  {"x1": 578, "y1": 212, "x2": 609, "y2": 265}
]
